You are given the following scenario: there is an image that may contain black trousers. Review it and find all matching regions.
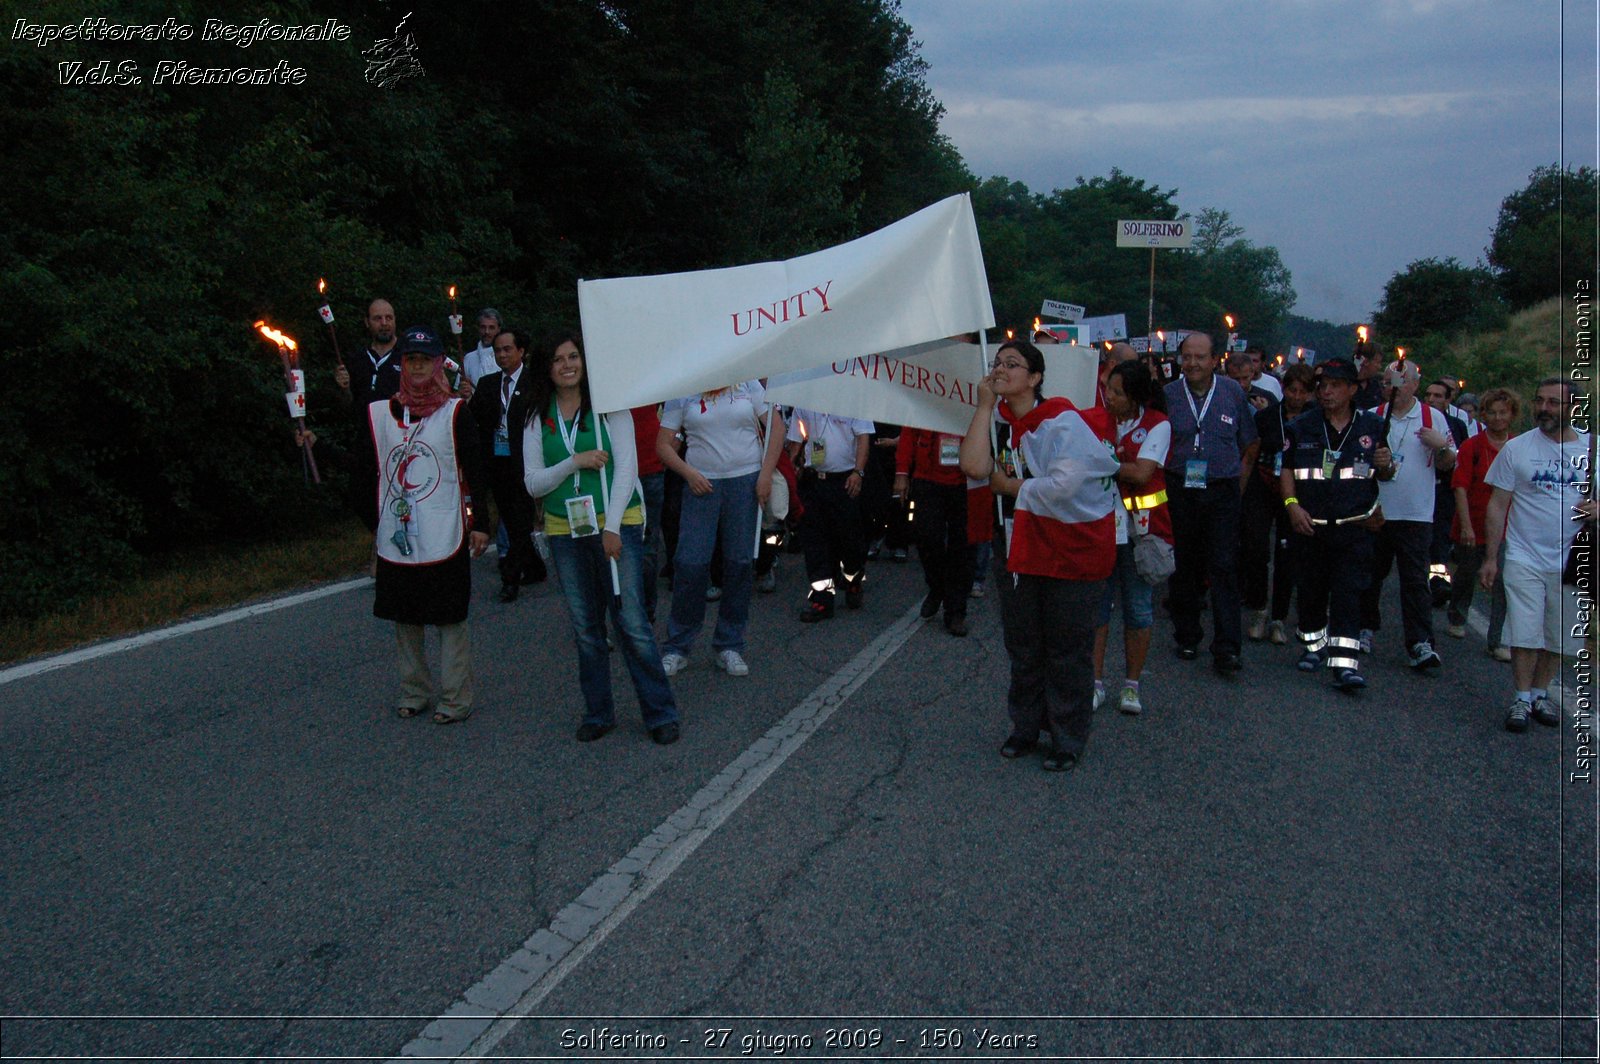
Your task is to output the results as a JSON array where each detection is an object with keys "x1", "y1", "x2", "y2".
[
  {"x1": 1167, "y1": 478, "x2": 1244, "y2": 657},
  {"x1": 1359, "y1": 519, "x2": 1434, "y2": 647},
  {"x1": 488, "y1": 456, "x2": 544, "y2": 585},
  {"x1": 911, "y1": 478, "x2": 975, "y2": 618},
  {"x1": 798, "y1": 472, "x2": 867, "y2": 594},
  {"x1": 994, "y1": 556, "x2": 1102, "y2": 756},
  {"x1": 1292, "y1": 523, "x2": 1374, "y2": 669},
  {"x1": 1240, "y1": 478, "x2": 1295, "y2": 618}
]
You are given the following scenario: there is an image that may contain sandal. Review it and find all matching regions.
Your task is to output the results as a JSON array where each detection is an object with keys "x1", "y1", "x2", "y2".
[
  {"x1": 432, "y1": 709, "x2": 471, "y2": 725},
  {"x1": 396, "y1": 704, "x2": 427, "y2": 719}
]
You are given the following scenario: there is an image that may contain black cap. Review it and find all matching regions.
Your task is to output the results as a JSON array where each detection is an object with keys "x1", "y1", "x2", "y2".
[
  {"x1": 397, "y1": 325, "x2": 444, "y2": 357},
  {"x1": 1317, "y1": 356, "x2": 1359, "y2": 382}
]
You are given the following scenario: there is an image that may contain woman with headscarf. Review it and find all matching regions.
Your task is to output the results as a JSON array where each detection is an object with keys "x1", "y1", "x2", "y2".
[
  {"x1": 522, "y1": 334, "x2": 681, "y2": 744},
  {"x1": 357, "y1": 326, "x2": 491, "y2": 724}
]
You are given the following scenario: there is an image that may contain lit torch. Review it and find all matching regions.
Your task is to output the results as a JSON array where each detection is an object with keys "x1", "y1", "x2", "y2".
[
  {"x1": 256, "y1": 320, "x2": 321, "y2": 484},
  {"x1": 1223, "y1": 313, "x2": 1237, "y2": 352},
  {"x1": 446, "y1": 284, "x2": 464, "y2": 354},
  {"x1": 316, "y1": 278, "x2": 345, "y2": 370}
]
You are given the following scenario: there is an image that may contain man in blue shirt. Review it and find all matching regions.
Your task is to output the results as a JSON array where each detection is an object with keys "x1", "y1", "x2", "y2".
[{"x1": 1163, "y1": 332, "x2": 1260, "y2": 674}]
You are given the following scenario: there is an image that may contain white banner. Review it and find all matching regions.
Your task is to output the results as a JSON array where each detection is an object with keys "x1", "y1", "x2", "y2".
[
  {"x1": 1040, "y1": 299, "x2": 1084, "y2": 322},
  {"x1": 579, "y1": 194, "x2": 995, "y2": 412},
  {"x1": 1115, "y1": 219, "x2": 1192, "y2": 248},
  {"x1": 765, "y1": 340, "x2": 1099, "y2": 436}
]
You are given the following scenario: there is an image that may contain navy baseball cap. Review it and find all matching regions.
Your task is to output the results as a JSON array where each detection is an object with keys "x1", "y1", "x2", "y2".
[
  {"x1": 1317, "y1": 356, "x2": 1359, "y2": 382},
  {"x1": 397, "y1": 326, "x2": 444, "y2": 357}
]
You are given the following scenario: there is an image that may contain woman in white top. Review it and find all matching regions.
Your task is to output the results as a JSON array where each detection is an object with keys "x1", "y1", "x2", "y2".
[
  {"x1": 655, "y1": 382, "x2": 785, "y2": 676},
  {"x1": 523, "y1": 335, "x2": 680, "y2": 745}
]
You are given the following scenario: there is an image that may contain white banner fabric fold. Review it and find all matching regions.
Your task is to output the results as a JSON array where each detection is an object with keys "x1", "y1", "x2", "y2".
[
  {"x1": 764, "y1": 341, "x2": 1100, "y2": 436},
  {"x1": 579, "y1": 194, "x2": 994, "y2": 413}
]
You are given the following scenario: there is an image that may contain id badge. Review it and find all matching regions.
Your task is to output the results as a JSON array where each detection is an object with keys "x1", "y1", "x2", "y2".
[
  {"x1": 565, "y1": 495, "x2": 600, "y2": 537},
  {"x1": 1272, "y1": 452, "x2": 1283, "y2": 477},
  {"x1": 1352, "y1": 457, "x2": 1371, "y2": 478},
  {"x1": 939, "y1": 436, "x2": 961, "y2": 466},
  {"x1": 1322, "y1": 449, "x2": 1338, "y2": 480},
  {"x1": 1184, "y1": 459, "x2": 1207, "y2": 488},
  {"x1": 809, "y1": 441, "x2": 827, "y2": 469},
  {"x1": 494, "y1": 428, "x2": 511, "y2": 457}
]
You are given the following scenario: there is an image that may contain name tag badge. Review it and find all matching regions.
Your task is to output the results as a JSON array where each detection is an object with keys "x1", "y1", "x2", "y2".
[
  {"x1": 1220, "y1": 414, "x2": 1234, "y2": 426},
  {"x1": 939, "y1": 436, "x2": 961, "y2": 466},
  {"x1": 1322, "y1": 449, "x2": 1338, "y2": 480},
  {"x1": 565, "y1": 495, "x2": 600, "y2": 538},
  {"x1": 1185, "y1": 459, "x2": 1208, "y2": 488},
  {"x1": 494, "y1": 429, "x2": 511, "y2": 457},
  {"x1": 1352, "y1": 457, "x2": 1371, "y2": 478},
  {"x1": 1273, "y1": 453, "x2": 1283, "y2": 477},
  {"x1": 809, "y1": 441, "x2": 828, "y2": 469}
]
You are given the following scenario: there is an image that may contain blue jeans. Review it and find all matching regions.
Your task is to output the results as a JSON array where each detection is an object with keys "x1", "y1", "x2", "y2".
[
  {"x1": 639, "y1": 471, "x2": 665, "y2": 622},
  {"x1": 548, "y1": 524, "x2": 678, "y2": 729},
  {"x1": 666, "y1": 471, "x2": 759, "y2": 656},
  {"x1": 1097, "y1": 542, "x2": 1155, "y2": 629}
]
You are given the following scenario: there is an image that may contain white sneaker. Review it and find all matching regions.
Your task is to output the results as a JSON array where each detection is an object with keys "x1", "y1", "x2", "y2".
[
  {"x1": 1247, "y1": 610, "x2": 1268, "y2": 641},
  {"x1": 660, "y1": 652, "x2": 688, "y2": 677},
  {"x1": 1118, "y1": 685, "x2": 1143, "y2": 715},
  {"x1": 1446, "y1": 622, "x2": 1466, "y2": 639},
  {"x1": 1490, "y1": 646, "x2": 1512, "y2": 662},
  {"x1": 716, "y1": 649, "x2": 749, "y2": 676},
  {"x1": 1093, "y1": 683, "x2": 1107, "y2": 710},
  {"x1": 1268, "y1": 620, "x2": 1288, "y2": 645}
]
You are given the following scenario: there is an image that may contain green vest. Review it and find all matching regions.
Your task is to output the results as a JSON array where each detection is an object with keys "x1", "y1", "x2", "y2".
[{"x1": 540, "y1": 401, "x2": 641, "y2": 520}]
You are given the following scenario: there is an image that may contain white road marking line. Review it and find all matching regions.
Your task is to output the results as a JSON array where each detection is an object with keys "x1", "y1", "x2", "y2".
[
  {"x1": 0, "y1": 578, "x2": 373, "y2": 688},
  {"x1": 388, "y1": 601, "x2": 929, "y2": 1062}
]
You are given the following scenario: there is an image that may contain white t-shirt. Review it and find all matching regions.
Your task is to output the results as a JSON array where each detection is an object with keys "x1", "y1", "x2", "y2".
[
  {"x1": 1377, "y1": 400, "x2": 1442, "y2": 523},
  {"x1": 660, "y1": 381, "x2": 770, "y2": 480},
  {"x1": 1252, "y1": 373, "x2": 1284, "y2": 401},
  {"x1": 1114, "y1": 415, "x2": 1171, "y2": 545},
  {"x1": 1485, "y1": 427, "x2": 1592, "y2": 571},
  {"x1": 463, "y1": 343, "x2": 497, "y2": 385},
  {"x1": 786, "y1": 409, "x2": 874, "y2": 473}
]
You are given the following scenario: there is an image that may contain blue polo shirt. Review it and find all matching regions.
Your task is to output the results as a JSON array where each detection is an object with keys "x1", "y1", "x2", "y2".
[{"x1": 1162, "y1": 374, "x2": 1258, "y2": 480}]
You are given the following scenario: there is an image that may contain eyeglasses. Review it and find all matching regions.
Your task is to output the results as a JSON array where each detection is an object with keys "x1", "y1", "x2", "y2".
[{"x1": 994, "y1": 360, "x2": 1030, "y2": 371}]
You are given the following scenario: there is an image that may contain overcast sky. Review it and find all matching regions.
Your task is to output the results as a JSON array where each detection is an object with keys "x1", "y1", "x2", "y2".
[{"x1": 898, "y1": 0, "x2": 1598, "y2": 325}]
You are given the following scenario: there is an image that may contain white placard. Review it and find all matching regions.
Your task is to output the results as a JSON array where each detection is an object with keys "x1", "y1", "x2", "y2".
[
  {"x1": 1040, "y1": 299, "x2": 1085, "y2": 322},
  {"x1": 579, "y1": 194, "x2": 995, "y2": 412},
  {"x1": 1077, "y1": 314, "x2": 1127, "y2": 343},
  {"x1": 1115, "y1": 219, "x2": 1192, "y2": 248}
]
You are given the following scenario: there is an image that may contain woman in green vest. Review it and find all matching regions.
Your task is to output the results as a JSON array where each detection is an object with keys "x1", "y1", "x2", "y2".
[{"x1": 523, "y1": 334, "x2": 681, "y2": 745}]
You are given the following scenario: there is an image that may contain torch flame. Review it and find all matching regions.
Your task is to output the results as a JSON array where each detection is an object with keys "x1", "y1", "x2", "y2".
[
  {"x1": 1224, "y1": 314, "x2": 1235, "y2": 330},
  {"x1": 1357, "y1": 325, "x2": 1369, "y2": 343},
  {"x1": 1156, "y1": 330, "x2": 1166, "y2": 342},
  {"x1": 1457, "y1": 378, "x2": 1465, "y2": 389},
  {"x1": 254, "y1": 320, "x2": 298, "y2": 351},
  {"x1": 1005, "y1": 328, "x2": 1014, "y2": 340},
  {"x1": 448, "y1": 285, "x2": 457, "y2": 300},
  {"x1": 318, "y1": 278, "x2": 326, "y2": 295},
  {"x1": 797, "y1": 418, "x2": 808, "y2": 440},
  {"x1": 1397, "y1": 347, "x2": 1406, "y2": 360},
  {"x1": 1033, "y1": 317, "x2": 1041, "y2": 333}
]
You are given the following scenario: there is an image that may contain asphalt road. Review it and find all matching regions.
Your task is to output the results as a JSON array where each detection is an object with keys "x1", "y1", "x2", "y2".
[{"x1": 1, "y1": 548, "x2": 1594, "y2": 1062}]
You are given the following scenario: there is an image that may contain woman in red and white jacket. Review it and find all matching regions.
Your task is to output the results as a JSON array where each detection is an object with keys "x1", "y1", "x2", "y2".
[{"x1": 959, "y1": 340, "x2": 1121, "y2": 772}]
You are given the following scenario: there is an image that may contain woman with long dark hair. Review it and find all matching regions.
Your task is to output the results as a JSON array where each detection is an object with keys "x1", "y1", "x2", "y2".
[{"x1": 522, "y1": 334, "x2": 680, "y2": 745}]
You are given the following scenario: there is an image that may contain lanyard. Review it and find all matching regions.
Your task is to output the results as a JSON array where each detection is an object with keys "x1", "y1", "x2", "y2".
[
  {"x1": 368, "y1": 349, "x2": 391, "y2": 390},
  {"x1": 555, "y1": 403, "x2": 586, "y2": 491},
  {"x1": 1184, "y1": 380, "x2": 1217, "y2": 453},
  {"x1": 1323, "y1": 415, "x2": 1355, "y2": 457}
]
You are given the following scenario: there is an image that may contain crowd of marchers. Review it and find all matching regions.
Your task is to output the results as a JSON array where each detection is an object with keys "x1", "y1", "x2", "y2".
[{"x1": 317, "y1": 298, "x2": 1594, "y2": 766}]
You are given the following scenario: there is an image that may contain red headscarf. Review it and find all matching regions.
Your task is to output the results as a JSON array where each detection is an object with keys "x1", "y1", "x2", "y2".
[{"x1": 397, "y1": 355, "x2": 451, "y2": 418}]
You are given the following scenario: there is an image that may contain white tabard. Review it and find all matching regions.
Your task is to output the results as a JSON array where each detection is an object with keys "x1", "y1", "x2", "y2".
[{"x1": 369, "y1": 398, "x2": 467, "y2": 565}]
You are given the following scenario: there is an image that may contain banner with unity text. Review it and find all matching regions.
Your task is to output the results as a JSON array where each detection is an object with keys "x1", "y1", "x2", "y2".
[
  {"x1": 764, "y1": 340, "x2": 1100, "y2": 436},
  {"x1": 578, "y1": 194, "x2": 995, "y2": 413}
]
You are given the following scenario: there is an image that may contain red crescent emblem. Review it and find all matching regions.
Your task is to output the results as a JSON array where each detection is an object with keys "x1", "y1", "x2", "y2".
[{"x1": 397, "y1": 453, "x2": 424, "y2": 491}]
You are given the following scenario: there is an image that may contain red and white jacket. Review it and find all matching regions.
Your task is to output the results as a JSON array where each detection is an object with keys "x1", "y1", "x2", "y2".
[
  {"x1": 998, "y1": 396, "x2": 1120, "y2": 581},
  {"x1": 1117, "y1": 406, "x2": 1174, "y2": 545}
]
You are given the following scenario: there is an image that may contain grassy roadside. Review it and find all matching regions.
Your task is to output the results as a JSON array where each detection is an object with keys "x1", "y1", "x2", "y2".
[{"x1": 0, "y1": 519, "x2": 373, "y2": 666}]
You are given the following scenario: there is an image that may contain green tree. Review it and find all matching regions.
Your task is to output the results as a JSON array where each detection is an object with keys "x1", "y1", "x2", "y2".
[
  {"x1": 1487, "y1": 164, "x2": 1599, "y2": 309},
  {"x1": 1373, "y1": 257, "x2": 1506, "y2": 347}
]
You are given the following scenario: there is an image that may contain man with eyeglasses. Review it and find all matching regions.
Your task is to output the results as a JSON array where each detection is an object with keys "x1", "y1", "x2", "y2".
[
  {"x1": 1480, "y1": 377, "x2": 1594, "y2": 733},
  {"x1": 1162, "y1": 332, "x2": 1260, "y2": 674}
]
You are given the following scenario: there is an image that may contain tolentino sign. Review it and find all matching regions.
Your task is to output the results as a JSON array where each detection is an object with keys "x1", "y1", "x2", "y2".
[{"x1": 1115, "y1": 219, "x2": 1192, "y2": 249}]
